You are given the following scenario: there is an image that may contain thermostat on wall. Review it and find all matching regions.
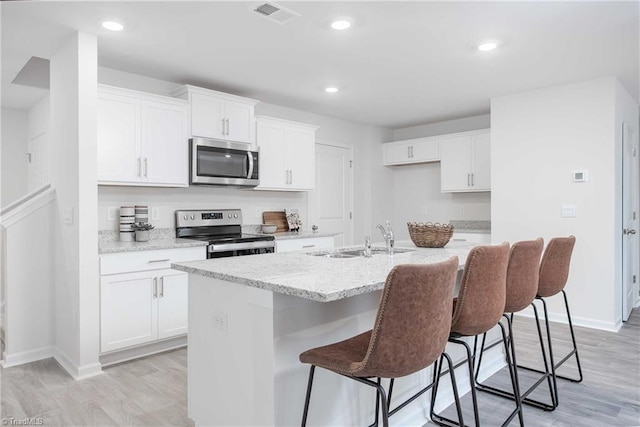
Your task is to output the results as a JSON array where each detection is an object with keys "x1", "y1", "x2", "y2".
[{"x1": 572, "y1": 170, "x2": 589, "y2": 182}]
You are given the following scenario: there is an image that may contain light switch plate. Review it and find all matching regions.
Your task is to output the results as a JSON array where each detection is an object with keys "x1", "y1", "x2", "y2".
[
  {"x1": 561, "y1": 204, "x2": 576, "y2": 218},
  {"x1": 107, "y1": 207, "x2": 117, "y2": 221},
  {"x1": 63, "y1": 207, "x2": 74, "y2": 225},
  {"x1": 151, "y1": 207, "x2": 160, "y2": 221}
]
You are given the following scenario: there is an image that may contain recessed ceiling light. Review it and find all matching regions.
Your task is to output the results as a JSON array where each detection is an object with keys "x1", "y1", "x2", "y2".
[
  {"x1": 102, "y1": 21, "x2": 124, "y2": 31},
  {"x1": 477, "y1": 41, "x2": 498, "y2": 51},
  {"x1": 325, "y1": 86, "x2": 339, "y2": 93},
  {"x1": 331, "y1": 19, "x2": 351, "y2": 30}
]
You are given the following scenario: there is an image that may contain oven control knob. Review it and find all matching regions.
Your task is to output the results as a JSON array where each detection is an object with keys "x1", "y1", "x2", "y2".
[
  {"x1": 183, "y1": 215, "x2": 188, "y2": 220},
  {"x1": 190, "y1": 214, "x2": 195, "y2": 220},
  {"x1": 228, "y1": 214, "x2": 232, "y2": 218},
  {"x1": 233, "y1": 213, "x2": 238, "y2": 218}
]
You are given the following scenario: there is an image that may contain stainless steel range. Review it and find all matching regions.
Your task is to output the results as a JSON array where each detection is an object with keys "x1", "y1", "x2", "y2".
[{"x1": 176, "y1": 209, "x2": 275, "y2": 258}]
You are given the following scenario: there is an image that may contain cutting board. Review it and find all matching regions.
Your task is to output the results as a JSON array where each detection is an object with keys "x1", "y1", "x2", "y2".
[{"x1": 262, "y1": 211, "x2": 289, "y2": 232}]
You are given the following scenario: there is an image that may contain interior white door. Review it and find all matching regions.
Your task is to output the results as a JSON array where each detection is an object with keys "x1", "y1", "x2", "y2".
[
  {"x1": 622, "y1": 122, "x2": 638, "y2": 321},
  {"x1": 27, "y1": 131, "x2": 48, "y2": 192},
  {"x1": 308, "y1": 143, "x2": 353, "y2": 246}
]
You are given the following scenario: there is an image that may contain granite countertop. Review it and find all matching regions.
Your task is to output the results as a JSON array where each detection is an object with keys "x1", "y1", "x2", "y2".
[
  {"x1": 271, "y1": 230, "x2": 342, "y2": 240},
  {"x1": 172, "y1": 241, "x2": 474, "y2": 302},
  {"x1": 99, "y1": 238, "x2": 207, "y2": 254}
]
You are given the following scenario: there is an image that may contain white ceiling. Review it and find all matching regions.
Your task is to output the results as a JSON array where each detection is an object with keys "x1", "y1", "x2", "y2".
[{"x1": 2, "y1": 1, "x2": 638, "y2": 129}]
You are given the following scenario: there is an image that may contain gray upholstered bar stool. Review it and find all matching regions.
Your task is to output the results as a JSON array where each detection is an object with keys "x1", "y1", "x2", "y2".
[
  {"x1": 430, "y1": 242, "x2": 524, "y2": 427},
  {"x1": 474, "y1": 238, "x2": 557, "y2": 411},
  {"x1": 299, "y1": 258, "x2": 461, "y2": 427},
  {"x1": 518, "y1": 236, "x2": 582, "y2": 407}
]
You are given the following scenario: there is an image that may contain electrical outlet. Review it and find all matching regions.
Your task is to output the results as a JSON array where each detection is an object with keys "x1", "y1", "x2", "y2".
[
  {"x1": 151, "y1": 207, "x2": 160, "y2": 221},
  {"x1": 107, "y1": 207, "x2": 117, "y2": 221},
  {"x1": 212, "y1": 311, "x2": 228, "y2": 332}
]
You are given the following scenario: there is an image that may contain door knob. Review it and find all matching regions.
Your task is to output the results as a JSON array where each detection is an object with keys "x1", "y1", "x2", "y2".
[{"x1": 624, "y1": 228, "x2": 637, "y2": 235}]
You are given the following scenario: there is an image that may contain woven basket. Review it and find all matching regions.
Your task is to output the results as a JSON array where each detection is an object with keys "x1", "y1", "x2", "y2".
[{"x1": 407, "y1": 222, "x2": 454, "y2": 248}]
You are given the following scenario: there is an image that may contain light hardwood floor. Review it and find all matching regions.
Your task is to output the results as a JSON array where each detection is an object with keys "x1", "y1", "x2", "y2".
[{"x1": 1, "y1": 309, "x2": 638, "y2": 426}]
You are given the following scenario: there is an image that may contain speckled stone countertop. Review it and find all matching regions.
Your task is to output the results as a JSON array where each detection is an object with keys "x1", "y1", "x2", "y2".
[
  {"x1": 99, "y1": 238, "x2": 206, "y2": 254},
  {"x1": 242, "y1": 225, "x2": 341, "y2": 240},
  {"x1": 272, "y1": 230, "x2": 342, "y2": 240},
  {"x1": 172, "y1": 241, "x2": 474, "y2": 302},
  {"x1": 450, "y1": 220, "x2": 491, "y2": 234}
]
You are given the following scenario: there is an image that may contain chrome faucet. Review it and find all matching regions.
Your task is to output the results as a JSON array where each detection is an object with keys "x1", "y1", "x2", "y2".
[
  {"x1": 364, "y1": 235, "x2": 372, "y2": 258},
  {"x1": 376, "y1": 220, "x2": 394, "y2": 254}
]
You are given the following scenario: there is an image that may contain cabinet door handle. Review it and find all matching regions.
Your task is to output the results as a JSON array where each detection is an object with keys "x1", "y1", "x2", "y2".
[
  {"x1": 153, "y1": 277, "x2": 158, "y2": 298},
  {"x1": 226, "y1": 119, "x2": 230, "y2": 136},
  {"x1": 221, "y1": 118, "x2": 226, "y2": 136},
  {"x1": 290, "y1": 170, "x2": 293, "y2": 184},
  {"x1": 407, "y1": 146, "x2": 411, "y2": 158},
  {"x1": 471, "y1": 173, "x2": 474, "y2": 186},
  {"x1": 410, "y1": 146, "x2": 414, "y2": 158},
  {"x1": 148, "y1": 258, "x2": 170, "y2": 263},
  {"x1": 159, "y1": 277, "x2": 164, "y2": 298},
  {"x1": 144, "y1": 158, "x2": 148, "y2": 177},
  {"x1": 137, "y1": 157, "x2": 142, "y2": 177},
  {"x1": 467, "y1": 173, "x2": 471, "y2": 186}
]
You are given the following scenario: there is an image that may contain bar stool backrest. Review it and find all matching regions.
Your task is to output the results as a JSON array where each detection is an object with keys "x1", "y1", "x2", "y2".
[
  {"x1": 351, "y1": 257, "x2": 459, "y2": 378},
  {"x1": 505, "y1": 238, "x2": 544, "y2": 313},
  {"x1": 538, "y1": 236, "x2": 576, "y2": 298},
  {"x1": 451, "y1": 243, "x2": 510, "y2": 337}
]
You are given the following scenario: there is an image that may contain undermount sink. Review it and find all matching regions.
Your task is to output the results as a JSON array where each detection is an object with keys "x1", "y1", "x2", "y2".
[{"x1": 309, "y1": 247, "x2": 416, "y2": 258}]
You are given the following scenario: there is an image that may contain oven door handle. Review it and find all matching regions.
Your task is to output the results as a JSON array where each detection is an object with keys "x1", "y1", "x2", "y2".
[
  {"x1": 209, "y1": 241, "x2": 275, "y2": 252},
  {"x1": 247, "y1": 151, "x2": 254, "y2": 179}
]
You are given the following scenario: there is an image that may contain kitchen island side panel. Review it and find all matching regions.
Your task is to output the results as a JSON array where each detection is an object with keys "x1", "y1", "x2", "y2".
[{"x1": 188, "y1": 275, "x2": 436, "y2": 426}]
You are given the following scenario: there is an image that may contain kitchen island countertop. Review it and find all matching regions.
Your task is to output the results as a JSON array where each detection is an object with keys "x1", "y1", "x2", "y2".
[{"x1": 172, "y1": 241, "x2": 474, "y2": 302}]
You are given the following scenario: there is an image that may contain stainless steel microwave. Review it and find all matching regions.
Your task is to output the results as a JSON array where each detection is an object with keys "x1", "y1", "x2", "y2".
[{"x1": 190, "y1": 138, "x2": 259, "y2": 187}]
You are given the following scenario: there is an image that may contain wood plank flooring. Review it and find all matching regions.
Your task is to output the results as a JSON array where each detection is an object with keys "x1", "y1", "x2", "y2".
[
  {"x1": 1, "y1": 308, "x2": 638, "y2": 426},
  {"x1": 431, "y1": 307, "x2": 640, "y2": 426}
]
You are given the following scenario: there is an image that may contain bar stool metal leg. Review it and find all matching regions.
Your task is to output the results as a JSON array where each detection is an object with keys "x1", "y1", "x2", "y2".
[{"x1": 301, "y1": 365, "x2": 316, "y2": 427}]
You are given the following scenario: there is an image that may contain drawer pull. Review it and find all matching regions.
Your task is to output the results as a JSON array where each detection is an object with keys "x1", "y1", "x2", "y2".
[
  {"x1": 302, "y1": 245, "x2": 316, "y2": 248},
  {"x1": 148, "y1": 258, "x2": 171, "y2": 263}
]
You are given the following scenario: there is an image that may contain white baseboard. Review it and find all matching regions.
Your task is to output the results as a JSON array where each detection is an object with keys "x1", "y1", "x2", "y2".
[
  {"x1": 1, "y1": 346, "x2": 53, "y2": 367},
  {"x1": 52, "y1": 348, "x2": 103, "y2": 380},
  {"x1": 99, "y1": 335, "x2": 187, "y2": 367},
  {"x1": 515, "y1": 310, "x2": 620, "y2": 332}
]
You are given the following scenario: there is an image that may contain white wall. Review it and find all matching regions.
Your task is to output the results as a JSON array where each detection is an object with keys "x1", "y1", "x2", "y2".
[
  {"x1": 387, "y1": 115, "x2": 492, "y2": 241},
  {"x1": 1, "y1": 109, "x2": 28, "y2": 207},
  {"x1": 50, "y1": 31, "x2": 100, "y2": 378},
  {"x1": 97, "y1": 67, "x2": 393, "y2": 244},
  {"x1": 392, "y1": 114, "x2": 491, "y2": 140},
  {"x1": 491, "y1": 77, "x2": 638, "y2": 331},
  {"x1": 27, "y1": 96, "x2": 50, "y2": 191},
  {"x1": 2, "y1": 201, "x2": 54, "y2": 366}
]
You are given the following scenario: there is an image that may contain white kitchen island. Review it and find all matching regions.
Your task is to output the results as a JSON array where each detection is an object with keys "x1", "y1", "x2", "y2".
[{"x1": 172, "y1": 242, "x2": 503, "y2": 427}]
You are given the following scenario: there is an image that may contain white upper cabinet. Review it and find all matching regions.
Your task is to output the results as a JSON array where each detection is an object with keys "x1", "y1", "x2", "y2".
[
  {"x1": 172, "y1": 85, "x2": 258, "y2": 144},
  {"x1": 383, "y1": 137, "x2": 440, "y2": 165},
  {"x1": 255, "y1": 116, "x2": 318, "y2": 191},
  {"x1": 440, "y1": 129, "x2": 491, "y2": 192},
  {"x1": 97, "y1": 85, "x2": 189, "y2": 187}
]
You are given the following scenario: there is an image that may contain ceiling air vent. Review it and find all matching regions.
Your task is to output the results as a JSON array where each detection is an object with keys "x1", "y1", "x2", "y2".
[{"x1": 252, "y1": 2, "x2": 301, "y2": 25}]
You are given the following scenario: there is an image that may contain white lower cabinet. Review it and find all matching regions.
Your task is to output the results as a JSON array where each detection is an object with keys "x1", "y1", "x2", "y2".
[
  {"x1": 275, "y1": 236, "x2": 335, "y2": 253},
  {"x1": 99, "y1": 246, "x2": 205, "y2": 353},
  {"x1": 100, "y1": 269, "x2": 188, "y2": 353}
]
